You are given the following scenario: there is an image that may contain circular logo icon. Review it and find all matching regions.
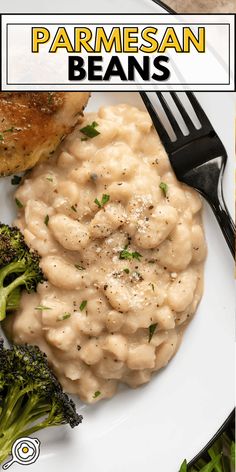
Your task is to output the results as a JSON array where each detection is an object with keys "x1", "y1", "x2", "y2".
[{"x1": 2, "y1": 437, "x2": 40, "y2": 469}]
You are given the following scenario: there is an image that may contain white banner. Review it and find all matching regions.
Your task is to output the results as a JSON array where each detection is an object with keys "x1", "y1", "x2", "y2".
[{"x1": 1, "y1": 14, "x2": 235, "y2": 91}]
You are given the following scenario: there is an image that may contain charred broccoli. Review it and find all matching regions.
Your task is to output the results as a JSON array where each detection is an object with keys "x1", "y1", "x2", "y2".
[
  {"x1": 0, "y1": 224, "x2": 44, "y2": 321},
  {"x1": 0, "y1": 339, "x2": 83, "y2": 464}
]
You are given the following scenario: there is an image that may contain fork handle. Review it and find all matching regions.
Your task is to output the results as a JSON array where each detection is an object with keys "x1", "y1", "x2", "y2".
[
  {"x1": 205, "y1": 188, "x2": 235, "y2": 258},
  {"x1": 182, "y1": 158, "x2": 235, "y2": 259}
]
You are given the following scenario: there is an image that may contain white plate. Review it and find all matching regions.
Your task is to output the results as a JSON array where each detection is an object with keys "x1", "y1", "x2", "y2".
[
  {"x1": 0, "y1": 2, "x2": 235, "y2": 472},
  {"x1": 0, "y1": 90, "x2": 234, "y2": 472}
]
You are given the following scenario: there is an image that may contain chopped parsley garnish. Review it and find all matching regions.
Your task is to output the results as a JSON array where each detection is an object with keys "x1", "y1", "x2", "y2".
[
  {"x1": 148, "y1": 323, "x2": 157, "y2": 342},
  {"x1": 57, "y1": 313, "x2": 71, "y2": 321},
  {"x1": 35, "y1": 305, "x2": 52, "y2": 311},
  {"x1": 119, "y1": 249, "x2": 142, "y2": 261},
  {"x1": 46, "y1": 176, "x2": 53, "y2": 182},
  {"x1": 123, "y1": 268, "x2": 130, "y2": 274},
  {"x1": 4, "y1": 127, "x2": 15, "y2": 133},
  {"x1": 44, "y1": 215, "x2": 49, "y2": 226},
  {"x1": 48, "y1": 92, "x2": 54, "y2": 104},
  {"x1": 75, "y1": 264, "x2": 85, "y2": 271},
  {"x1": 119, "y1": 250, "x2": 132, "y2": 260},
  {"x1": 93, "y1": 391, "x2": 101, "y2": 399},
  {"x1": 71, "y1": 205, "x2": 77, "y2": 212},
  {"x1": 11, "y1": 175, "x2": 22, "y2": 185},
  {"x1": 0, "y1": 127, "x2": 15, "y2": 141},
  {"x1": 80, "y1": 121, "x2": 100, "y2": 139},
  {"x1": 94, "y1": 194, "x2": 110, "y2": 209},
  {"x1": 149, "y1": 283, "x2": 155, "y2": 291},
  {"x1": 159, "y1": 182, "x2": 168, "y2": 197},
  {"x1": 15, "y1": 198, "x2": 23, "y2": 209},
  {"x1": 80, "y1": 300, "x2": 87, "y2": 311}
]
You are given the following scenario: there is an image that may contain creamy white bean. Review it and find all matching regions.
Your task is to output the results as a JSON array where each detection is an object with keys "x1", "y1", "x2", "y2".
[{"x1": 8, "y1": 104, "x2": 207, "y2": 403}]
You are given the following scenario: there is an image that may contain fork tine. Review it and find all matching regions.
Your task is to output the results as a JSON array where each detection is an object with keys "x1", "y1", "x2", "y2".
[
  {"x1": 156, "y1": 92, "x2": 183, "y2": 137},
  {"x1": 140, "y1": 92, "x2": 172, "y2": 148},
  {"x1": 186, "y1": 92, "x2": 212, "y2": 129},
  {"x1": 170, "y1": 92, "x2": 196, "y2": 131}
]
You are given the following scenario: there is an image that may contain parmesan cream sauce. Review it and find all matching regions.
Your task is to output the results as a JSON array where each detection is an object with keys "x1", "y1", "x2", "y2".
[{"x1": 7, "y1": 104, "x2": 206, "y2": 403}]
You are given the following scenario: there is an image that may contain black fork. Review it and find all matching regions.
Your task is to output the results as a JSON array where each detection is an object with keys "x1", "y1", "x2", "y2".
[{"x1": 140, "y1": 91, "x2": 235, "y2": 258}]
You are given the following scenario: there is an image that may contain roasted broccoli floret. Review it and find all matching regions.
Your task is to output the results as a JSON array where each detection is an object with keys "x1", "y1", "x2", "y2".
[
  {"x1": 0, "y1": 224, "x2": 44, "y2": 321},
  {"x1": 0, "y1": 224, "x2": 26, "y2": 266},
  {"x1": 0, "y1": 339, "x2": 83, "y2": 464}
]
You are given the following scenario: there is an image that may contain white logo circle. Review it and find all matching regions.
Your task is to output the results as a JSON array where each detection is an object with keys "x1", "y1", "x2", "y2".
[{"x1": 2, "y1": 437, "x2": 40, "y2": 469}]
